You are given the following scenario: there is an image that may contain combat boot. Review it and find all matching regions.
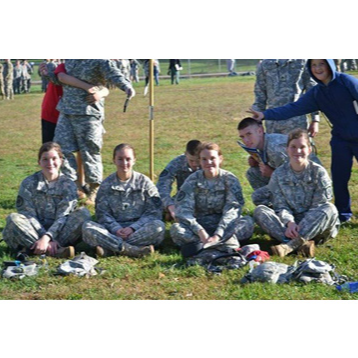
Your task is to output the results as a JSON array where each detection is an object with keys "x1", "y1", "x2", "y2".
[
  {"x1": 46, "y1": 242, "x2": 75, "y2": 259},
  {"x1": 297, "y1": 240, "x2": 315, "y2": 258},
  {"x1": 85, "y1": 183, "x2": 100, "y2": 206},
  {"x1": 95, "y1": 246, "x2": 115, "y2": 258},
  {"x1": 271, "y1": 236, "x2": 305, "y2": 258},
  {"x1": 120, "y1": 242, "x2": 154, "y2": 258}
]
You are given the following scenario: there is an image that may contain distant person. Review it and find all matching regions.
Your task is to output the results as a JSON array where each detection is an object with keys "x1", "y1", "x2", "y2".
[
  {"x1": 227, "y1": 59, "x2": 237, "y2": 76},
  {"x1": 0, "y1": 62, "x2": 4, "y2": 100},
  {"x1": 82, "y1": 143, "x2": 165, "y2": 258},
  {"x1": 130, "y1": 59, "x2": 140, "y2": 83},
  {"x1": 2, "y1": 142, "x2": 91, "y2": 258},
  {"x1": 157, "y1": 140, "x2": 201, "y2": 221},
  {"x1": 254, "y1": 129, "x2": 340, "y2": 258},
  {"x1": 21, "y1": 60, "x2": 32, "y2": 93},
  {"x1": 170, "y1": 142, "x2": 254, "y2": 263},
  {"x1": 3, "y1": 60, "x2": 14, "y2": 100},
  {"x1": 168, "y1": 59, "x2": 182, "y2": 85},
  {"x1": 252, "y1": 59, "x2": 320, "y2": 135},
  {"x1": 249, "y1": 59, "x2": 358, "y2": 223},
  {"x1": 13, "y1": 60, "x2": 22, "y2": 95}
]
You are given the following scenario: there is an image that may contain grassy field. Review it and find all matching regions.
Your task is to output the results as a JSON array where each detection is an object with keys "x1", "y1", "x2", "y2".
[{"x1": 1, "y1": 73, "x2": 358, "y2": 300}]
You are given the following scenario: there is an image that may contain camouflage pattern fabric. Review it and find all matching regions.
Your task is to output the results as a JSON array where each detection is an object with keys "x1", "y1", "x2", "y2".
[
  {"x1": 157, "y1": 154, "x2": 197, "y2": 209},
  {"x1": 253, "y1": 59, "x2": 319, "y2": 134},
  {"x1": 54, "y1": 113, "x2": 104, "y2": 183},
  {"x1": 246, "y1": 133, "x2": 322, "y2": 205},
  {"x1": 3, "y1": 61, "x2": 14, "y2": 99},
  {"x1": 253, "y1": 161, "x2": 340, "y2": 242},
  {"x1": 170, "y1": 169, "x2": 254, "y2": 248},
  {"x1": 51, "y1": 59, "x2": 133, "y2": 184},
  {"x1": 0, "y1": 63, "x2": 4, "y2": 99},
  {"x1": 3, "y1": 171, "x2": 90, "y2": 248},
  {"x1": 82, "y1": 171, "x2": 165, "y2": 251}
]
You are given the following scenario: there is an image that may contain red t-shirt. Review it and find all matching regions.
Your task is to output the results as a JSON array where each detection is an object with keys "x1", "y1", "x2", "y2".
[{"x1": 41, "y1": 63, "x2": 65, "y2": 123}]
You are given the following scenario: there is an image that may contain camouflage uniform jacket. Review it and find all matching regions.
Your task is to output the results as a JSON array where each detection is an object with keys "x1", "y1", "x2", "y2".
[
  {"x1": 15, "y1": 171, "x2": 78, "y2": 240},
  {"x1": 175, "y1": 169, "x2": 244, "y2": 238},
  {"x1": 157, "y1": 154, "x2": 197, "y2": 208},
  {"x1": 259, "y1": 133, "x2": 288, "y2": 168},
  {"x1": 3, "y1": 61, "x2": 14, "y2": 81},
  {"x1": 253, "y1": 59, "x2": 319, "y2": 122},
  {"x1": 49, "y1": 59, "x2": 132, "y2": 116},
  {"x1": 95, "y1": 171, "x2": 163, "y2": 235},
  {"x1": 268, "y1": 161, "x2": 333, "y2": 225}
]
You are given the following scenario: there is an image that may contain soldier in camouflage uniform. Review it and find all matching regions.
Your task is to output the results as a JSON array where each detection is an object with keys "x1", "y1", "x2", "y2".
[
  {"x1": 0, "y1": 62, "x2": 4, "y2": 100},
  {"x1": 82, "y1": 144, "x2": 164, "y2": 258},
  {"x1": 21, "y1": 60, "x2": 32, "y2": 93},
  {"x1": 254, "y1": 129, "x2": 339, "y2": 258},
  {"x1": 238, "y1": 117, "x2": 321, "y2": 206},
  {"x1": 13, "y1": 60, "x2": 23, "y2": 94},
  {"x1": 130, "y1": 59, "x2": 140, "y2": 82},
  {"x1": 3, "y1": 142, "x2": 91, "y2": 258},
  {"x1": 252, "y1": 59, "x2": 320, "y2": 135},
  {"x1": 3, "y1": 60, "x2": 14, "y2": 100},
  {"x1": 157, "y1": 140, "x2": 201, "y2": 221},
  {"x1": 170, "y1": 143, "x2": 254, "y2": 262},
  {"x1": 45, "y1": 59, "x2": 135, "y2": 205}
]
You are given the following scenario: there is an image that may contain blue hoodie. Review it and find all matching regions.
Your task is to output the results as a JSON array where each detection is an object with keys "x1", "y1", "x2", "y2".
[{"x1": 263, "y1": 59, "x2": 358, "y2": 141}]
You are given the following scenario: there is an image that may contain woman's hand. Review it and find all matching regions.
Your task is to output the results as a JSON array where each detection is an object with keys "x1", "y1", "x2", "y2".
[
  {"x1": 31, "y1": 235, "x2": 51, "y2": 255},
  {"x1": 285, "y1": 222, "x2": 299, "y2": 239},
  {"x1": 198, "y1": 229, "x2": 209, "y2": 244},
  {"x1": 116, "y1": 227, "x2": 134, "y2": 240}
]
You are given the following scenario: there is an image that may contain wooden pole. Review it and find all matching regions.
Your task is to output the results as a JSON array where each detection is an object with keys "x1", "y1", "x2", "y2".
[{"x1": 149, "y1": 60, "x2": 155, "y2": 181}]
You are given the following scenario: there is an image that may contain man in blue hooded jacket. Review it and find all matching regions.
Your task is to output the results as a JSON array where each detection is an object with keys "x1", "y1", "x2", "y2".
[{"x1": 249, "y1": 59, "x2": 358, "y2": 223}]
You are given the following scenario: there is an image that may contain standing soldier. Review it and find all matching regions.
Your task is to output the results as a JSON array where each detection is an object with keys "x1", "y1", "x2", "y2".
[
  {"x1": 13, "y1": 60, "x2": 22, "y2": 94},
  {"x1": 0, "y1": 61, "x2": 4, "y2": 100},
  {"x1": 45, "y1": 59, "x2": 135, "y2": 205},
  {"x1": 130, "y1": 59, "x2": 140, "y2": 83},
  {"x1": 3, "y1": 59, "x2": 14, "y2": 100},
  {"x1": 252, "y1": 59, "x2": 320, "y2": 135},
  {"x1": 38, "y1": 60, "x2": 49, "y2": 92}
]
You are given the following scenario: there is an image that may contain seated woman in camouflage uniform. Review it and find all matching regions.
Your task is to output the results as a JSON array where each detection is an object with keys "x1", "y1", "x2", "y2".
[
  {"x1": 170, "y1": 142, "x2": 254, "y2": 261},
  {"x1": 254, "y1": 129, "x2": 340, "y2": 258},
  {"x1": 82, "y1": 143, "x2": 165, "y2": 258},
  {"x1": 3, "y1": 142, "x2": 91, "y2": 258}
]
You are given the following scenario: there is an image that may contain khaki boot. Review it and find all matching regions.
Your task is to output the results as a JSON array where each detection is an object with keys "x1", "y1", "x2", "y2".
[
  {"x1": 297, "y1": 240, "x2": 315, "y2": 258},
  {"x1": 271, "y1": 236, "x2": 305, "y2": 258},
  {"x1": 85, "y1": 183, "x2": 100, "y2": 206},
  {"x1": 95, "y1": 246, "x2": 114, "y2": 258},
  {"x1": 120, "y1": 242, "x2": 154, "y2": 258},
  {"x1": 47, "y1": 242, "x2": 75, "y2": 259}
]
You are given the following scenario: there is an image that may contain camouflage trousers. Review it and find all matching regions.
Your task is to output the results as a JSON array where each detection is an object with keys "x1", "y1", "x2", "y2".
[
  {"x1": 0, "y1": 80, "x2": 4, "y2": 99},
  {"x1": 170, "y1": 215, "x2": 254, "y2": 248},
  {"x1": 265, "y1": 116, "x2": 308, "y2": 135},
  {"x1": 82, "y1": 220, "x2": 165, "y2": 253},
  {"x1": 3, "y1": 207, "x2": 91, "y2": 250},
  {"x1": 254, "y1": 203, "x2": 340, "y2": 244},
  {"x1": 54, "y1": 113, "x2": 104, "y2": 184},
  {"x1": 4, "y1": 80, "x2": 14, "y2": 99}
]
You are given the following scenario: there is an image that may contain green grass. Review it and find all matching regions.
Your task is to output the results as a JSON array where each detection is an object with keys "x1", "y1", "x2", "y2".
[{"x1": 1, "y1": 74, "x2": 358, "y2": 300}]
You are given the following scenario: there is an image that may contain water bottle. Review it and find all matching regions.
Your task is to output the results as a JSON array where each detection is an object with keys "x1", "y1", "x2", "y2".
[{"x1": 336, "y1": 282, "x2": 358, "y2": 293}]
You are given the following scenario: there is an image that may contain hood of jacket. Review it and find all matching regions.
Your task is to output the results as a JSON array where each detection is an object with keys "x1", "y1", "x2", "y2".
[{"x1": 307, "y1": 59, "x2": 336, "y2": 85}]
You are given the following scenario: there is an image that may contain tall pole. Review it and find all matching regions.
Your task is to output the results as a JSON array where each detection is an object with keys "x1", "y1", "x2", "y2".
[{"x1": 149, "y1": 60, "x2": 155, "y2": 181}]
